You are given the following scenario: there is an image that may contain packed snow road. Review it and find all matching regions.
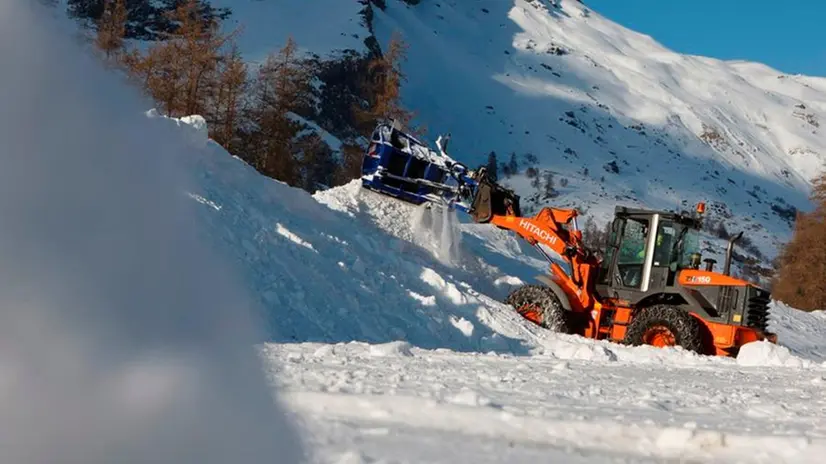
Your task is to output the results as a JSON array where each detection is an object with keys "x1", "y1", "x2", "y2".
[{"x1": 264, "y1": 340, "x2": 826, "y2": 464}]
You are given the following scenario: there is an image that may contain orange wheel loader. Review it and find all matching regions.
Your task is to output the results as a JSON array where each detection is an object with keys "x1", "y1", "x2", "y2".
[{"x1": 465, "y1": 168, "x2": 776, "y2": 356}]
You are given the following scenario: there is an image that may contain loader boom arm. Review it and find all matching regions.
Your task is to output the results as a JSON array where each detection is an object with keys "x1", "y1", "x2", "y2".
[
  {"x1": 487, "y1": 207, "x2": 580, "y2": 258},
  {"x1": 485, "y1": 206, "x2": 600, "y2": 311},
  {"x1": 465, "y1": 168, "x2": 600, "y2": 310}
]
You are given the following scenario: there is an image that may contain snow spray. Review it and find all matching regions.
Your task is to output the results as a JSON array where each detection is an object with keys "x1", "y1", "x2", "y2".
[
  {"x1": 410, "y1": 202, "x2": 464, "y2": 266},
  {"x1": 0, "y1": 1, "x2": 304, "y2": 463}
]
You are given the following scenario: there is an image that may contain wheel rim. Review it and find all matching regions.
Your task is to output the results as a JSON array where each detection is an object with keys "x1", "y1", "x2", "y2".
[
  {"x1": 516, "y1": 303, "x2": 543, "y2": 326},
  {"x1": 642, "y1": 325, "x2": 676, "y2": 347}
]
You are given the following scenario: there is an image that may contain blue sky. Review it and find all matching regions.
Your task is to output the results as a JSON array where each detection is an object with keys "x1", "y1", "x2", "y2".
[{"x1": 585, "y1": 0, "x2": 826, "y2": 77}]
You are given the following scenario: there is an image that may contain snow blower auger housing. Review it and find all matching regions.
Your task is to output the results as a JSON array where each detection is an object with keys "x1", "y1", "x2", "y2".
[
  {"x1": 361, "y1": 120, "x2": 477, "y2": 212},
  {"x1": 467, "y1": 176, "x2": 776, "y2": 357}
]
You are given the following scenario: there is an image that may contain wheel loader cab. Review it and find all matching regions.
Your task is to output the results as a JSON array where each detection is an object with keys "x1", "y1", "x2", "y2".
[
  {"x1": 590, "y1": 205, "x2": 776, "y2": 355},
  {"x1": 596, "y1": 207, "x2": 703, "y2": 301}
]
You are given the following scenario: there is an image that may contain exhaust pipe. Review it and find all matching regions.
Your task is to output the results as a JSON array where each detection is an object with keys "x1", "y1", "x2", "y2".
[
  {"x1": 723, "y1": 231, "x2": 744, "y2": 276},
  {"x1": 704, "y1": 258, "x2": 716, "y2": 272}
]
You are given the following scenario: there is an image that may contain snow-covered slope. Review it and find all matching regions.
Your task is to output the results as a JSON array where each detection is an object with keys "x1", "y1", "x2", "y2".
[
  {"x1": 0, "y1": 1, "x2": 304, "y2": 462},
  {"x1": 162, "y1": 105, "x2": 826, "y2": 462},
  {"x1": 216, "y1": 0, "x2": 366, "y2": 62},
  {"x1": 178, "y1": 113, "x2": 549, "y2": 353},
  {"x1": 141, "y1": 105, "x2": 826, "y2": 463},
  {"x1": 216, "y1": 0, "x2": 826, "y2": 265}
]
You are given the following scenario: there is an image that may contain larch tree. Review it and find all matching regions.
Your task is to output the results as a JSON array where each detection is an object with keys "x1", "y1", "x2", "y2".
[
  {"x1": 582, "y1": 216, "x2": 609, "y2": 252},
  {"x1": 167, "y1": 0, "x2": 228, "y2": 116},
  {"x1": 95, "y1": 0, "x2": 127, "y2": 61},
  {"x1": 125, "y1": 0, "x2": 233, "y2": 117},
  {"x1": 356, "y1": 32, "x2": 415, "y2": 133},
  {"x1": 246, "y1": 37, "x2": 315, "y2": 185},
  {"x1": 335, "y1": 143, "x2": 366, "y2": 185},
  {"x1": 210, "y1": 41, "x2": 247, "y2": 150},
  {"x1": 772, "y1": 173, "x2": 826, "y2": 311}
]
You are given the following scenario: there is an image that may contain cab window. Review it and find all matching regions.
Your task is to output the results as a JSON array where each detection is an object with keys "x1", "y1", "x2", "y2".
[
  {"x1": 618, "y1": 219, "x2": 648, "y2": 265},
  {"x1": 615, "y1": 218, "x2": 649, "y2": 288},
  {"x1": 653, "y1": 222, "x2": 676, "y2": 267}
]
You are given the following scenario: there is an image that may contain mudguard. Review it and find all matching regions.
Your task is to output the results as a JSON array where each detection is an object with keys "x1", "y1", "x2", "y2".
[{"x1": 535, "y1": 275, "x2": 573, "y2": 311}]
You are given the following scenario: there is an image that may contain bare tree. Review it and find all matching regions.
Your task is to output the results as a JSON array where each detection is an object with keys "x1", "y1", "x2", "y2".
[
  {"x1": 543, "y1": 171, "x2": 558, "y2": 199},
  {"x1": 485, "y1": 152, "x2": 498, "y2": 180},
  {"x1": 582, "y1": 216, "x2": 609, "y2": 252}
]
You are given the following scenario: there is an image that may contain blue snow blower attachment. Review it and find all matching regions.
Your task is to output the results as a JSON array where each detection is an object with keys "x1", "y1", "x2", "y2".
[{"x1": 361, "y1": 121, "x2": 477, "y2": 212}]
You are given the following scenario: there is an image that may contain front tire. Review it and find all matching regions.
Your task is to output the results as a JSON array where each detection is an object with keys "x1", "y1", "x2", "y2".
[
  {"x1": 623, "y1": 305, "x2": 705, "y2": 354},
  {"x1": 505, "y1": 285, "x2": 572, "y2": 334}
]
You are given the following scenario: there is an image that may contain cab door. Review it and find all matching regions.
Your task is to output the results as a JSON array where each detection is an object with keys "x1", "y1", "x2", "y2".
[
  {"x1": 647, "y1": 220, "x2": 678, "y2": 291},
  {"x1": 597, "y1": 215, "x2": 654, "y2": 298}
]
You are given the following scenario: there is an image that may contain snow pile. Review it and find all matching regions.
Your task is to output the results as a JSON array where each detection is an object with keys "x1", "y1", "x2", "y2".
[
  {"x1": 737, "y1": 341, "x2": 812, "y2": 368},
  {"x1": 369, "y1": 341, "x2": 415, "y2": 358},
  {"x1": 532, "y1": 330, "x2": 727, "y2": 366},
  {"x1": 445, "y1": 388, "x2": 497, "y2": 408},
  {"x1": 537, "y1": 336, "x2": 619, "y2": 362},
  {"x1": 0, "y1": 1, "x2": 303, "y2": 462}
]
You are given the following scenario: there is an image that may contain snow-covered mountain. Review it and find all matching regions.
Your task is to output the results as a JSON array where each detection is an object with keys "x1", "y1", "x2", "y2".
[
  {"x1": 14, "y1": 1, "x2": 826, "y2": 461},
  {"x1": 217, "y1": 0, "x2": 826, "y2": 270}
]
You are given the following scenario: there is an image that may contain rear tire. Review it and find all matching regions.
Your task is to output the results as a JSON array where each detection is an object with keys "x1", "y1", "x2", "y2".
[
  {"x1": 623, "y1": 305, "x2": 705, "y2": 354},
  {"x1": 505, "y1": 285, "x2": 572, "y2": 334}
]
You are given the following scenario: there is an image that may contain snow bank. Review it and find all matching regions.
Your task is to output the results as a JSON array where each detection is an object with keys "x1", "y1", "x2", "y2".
[
  {"x1": 369, "y1": 341, "x2": 415, "y2": 358},
  {"x1": 769, "y1": 301, "x2": 826, "y2": 363},
  {"x1": 533, "y1": 331, "x2": 728, "y2": 367},
  {"x1": 0, "y1": 1, "x2": 303, "y2": 462},
  {"x1": 737, "y1": 341, "x2": 812, "y2": 368}
]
